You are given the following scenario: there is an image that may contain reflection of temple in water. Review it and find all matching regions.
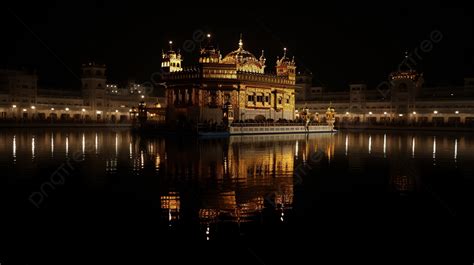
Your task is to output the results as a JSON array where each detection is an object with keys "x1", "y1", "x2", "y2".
[{"x1": 146, "y1": 134, "x2": 335, "y2": 236}]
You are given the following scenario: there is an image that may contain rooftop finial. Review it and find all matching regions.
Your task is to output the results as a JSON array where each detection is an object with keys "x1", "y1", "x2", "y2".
[
  {"x1": 283, "y1": 47, "x2": 287, "y2": 57},
  {"x1": 238, "y1": 33, "x2": 243, "y2": 50},
  {"x1": 169, "y1": 41, "x2": 173, "y2": 51}
]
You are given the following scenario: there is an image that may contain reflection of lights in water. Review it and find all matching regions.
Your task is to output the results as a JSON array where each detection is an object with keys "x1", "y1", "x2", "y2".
[
  {"x1": 32, "y1": 136, "x2": 35, "y2": 160},
  {"x1": 155, "y1": 155, "x2": 161, "y2": 171},
  {"x1": 433, "y1": 136, "x2": 436, "y2": 159},
  {"x1": 454, "y1": 138, "x2": 458, "y2": 161},
  {"x1": 295, "y1": 141, "x2": 299, "y2": 158},
  {"x1": 51, "y1": 133, "x2": 54, "y2": 158},
  {"x1": 129, "y1": 142, "x2": 132, "y2": 159},
  {"x1": 95, "y1": 133, "x2": 98, "y2": 154},
  {"x1": 206, "y1": 225, "x2": 210, "y2": 240},
  {"x1": 13, "y1": 135, "x2": 16, "y2": 163},
  {"x1": 82, "y1": 133, "x2": 85, "y2": 157},
  {"x1": 412, "y1": 137, "x2": 416, "y2": 158},
  {"x1": 65, "y1": 136, "x2": 69, "y2": 157},
  {"x1": 345, "y1": 135, "x2": 348, "y2": 156},
  {"x1": 280, "y1": 211, "x2": 284, "y2": 222},
  {"x1": 140, "y1": 151, "x2": 144, "y2": 169},
  {"x1": 383, "y1": 134, "x2": 387, "y2": 157},
  {"x1": 168, "y1": 209, "x2": 172, "y2": 225},
  {"x1": 368, "y1": 135, "x2": 372, "y2": 154},
  {"x1": 223, "y1": 156, "x2": 228, "y2": 174},
  {"x1": 115, "y1": 133, "x2": 118, "y2": 156}
]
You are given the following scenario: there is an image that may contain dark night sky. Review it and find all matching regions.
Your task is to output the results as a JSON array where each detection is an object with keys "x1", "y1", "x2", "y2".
[{"x1": 2, "y1": 2, "x2": 473, "y2": 90}]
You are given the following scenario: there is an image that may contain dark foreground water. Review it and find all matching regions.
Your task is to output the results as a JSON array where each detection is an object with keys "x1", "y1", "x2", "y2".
[{"x1": 0, "y1": 128, "x2": 473, "y2": 264}]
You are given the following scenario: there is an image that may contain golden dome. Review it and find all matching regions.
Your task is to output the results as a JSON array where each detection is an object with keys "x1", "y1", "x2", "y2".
[{"x1": 222, "y1": 34, "x2": 266, "y2": 74}]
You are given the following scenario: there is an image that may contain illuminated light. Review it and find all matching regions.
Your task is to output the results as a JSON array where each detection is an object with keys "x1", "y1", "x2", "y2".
[
  {"x1": 433, "y1": 110, "x2": 438, "y2": 114},
  {"x1": 156, "y1": 104, "x2": 161, "y2": 108},
  {"x1": 345, "y1": 112, "x2": 350, "y2": 115},
  {"x1": 82, "y1": 133, "x2": 85, "y2": 155},
  {"x1": 169, "y1": 40, "x2": 173, "y2": 45},
  {"x1": 82, "y1": 108, "x2": 86, "y2": 112},
  {"x1": 95, "y1": 133, "x2": 98, "y2": 154},
  {"x1": 398, "y1": 114, "x2": 404, "y2": 117},
  {"x1": 368, "y1": 112, "x2": 373, "y2": 115},
  {"x1": 32, "y1": 136, "x2": 35, "y2": 160},
  {"x1": 96, "y1": 111, "x2": 102, "y2": 114},
  {"x1": 384, "y1": 112, "x2": 388, "y2": 115},
  {"x1": 141, "y1": 95, "x2": 145, "y2": 99},
  {"x1": 13, "y1": 135, "x2": 16, "y2": 162},
  {"x1": 22, "y1": 108, "x2": 27, "y2": 112},
  {"x1": 115, "y1": 110, "x2": 118, "y2": 113},
  {"x1": 51, "y1": 108, "x2": 55, "y2": 111},
  {"x1": 412, "y1": 111, "x2": 417, "y2": 115},
  {"x1": 12, "y1": 105, "x2": 17, "y2": 108},
  {"x1": 455, "y1": 110, "x2": 459, "y2": 114},
  {"x1": 345, "y1": 135, "x2": 348, "y2": 156},
  {"x1": 454, "y1": 138, "x2": 458, "y2": 160},
  {"x1": 65, "y1": 108, "x2": 70, "y2": 111},
  {"x1": 207, "y1": 33, "x2": 211, "y2": 38},
  {"x1": 129, "y1": 109, "x2": 132, "y2": 112},
  {"x1": 368, "y1": 135, "x2": 372, "y2": 154},
  {"x1": 412, "y1": 137, "x2": 416, "y2": 158},
  {"x1": 31, "y1": 106, "x2": 35, "y2": 109},
  {"x1": 65, "y1": 136, "x2": 69, "y2": 157},
  {"x1": 383, "y1": 134, "x2": 387, "y2": 157}
]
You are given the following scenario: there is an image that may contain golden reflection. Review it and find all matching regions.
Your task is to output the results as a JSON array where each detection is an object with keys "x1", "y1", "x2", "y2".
[
  {"x1": 368, "y1": 135, "x2": 372, "y2": 154},
  {"x1": 161, "y1": 192, "x2": 180, "y2": 225},
  {"x1": 115, "y1": 133, "x2": 118, "y2": 157},
  {"x1": 65, "y1": 136, "x2": 69, "y2": 157},
  {"x1": 383, "y1": 134, "x2": 387, "y2": 158},
  {"x1": 95, "y1": 133, "x2": 98, "y2": 154},
  {"x1": 454, "y1": 138, "x2": 458, "y2": 161},
  {"x1": 31, "y1": 136, "x2": 35, "y2": 160},
  {"x1": 412, "y1": 137, "x2": 415, "y2": 158},
  {"x1": 345, "y1": 134, "x2": 348, "y2": 156},
  {"x1": 51, "y1": 133, "x2": 54, "y2": 158},
  {"x1": 153, "y1": 134, "x2": 334, "y2": 226},
  {"x1": 13, "y1": 135, "x2": 16, "y2": 163},
  {"x1": 82, "y1": 133, "x2": 85, "y2": 158}
]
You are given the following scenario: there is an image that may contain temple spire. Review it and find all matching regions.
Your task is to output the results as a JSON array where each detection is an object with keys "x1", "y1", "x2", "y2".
[
  {"x1": 169, "y1": 41, "x2": 174, "y2": 51},
  {"x1": 238, "y1": 33, "x2": 243, "y2": 50}
]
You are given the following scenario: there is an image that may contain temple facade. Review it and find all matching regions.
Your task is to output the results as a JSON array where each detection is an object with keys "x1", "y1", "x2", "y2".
[{"x1": 162, "y1": 35, "x2": 297, "y2": 124}]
